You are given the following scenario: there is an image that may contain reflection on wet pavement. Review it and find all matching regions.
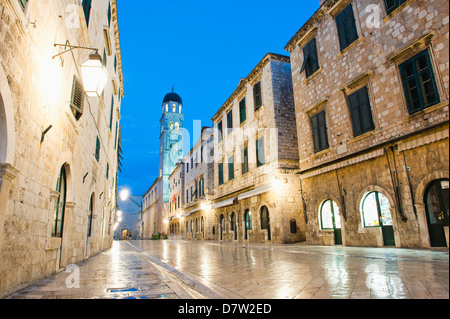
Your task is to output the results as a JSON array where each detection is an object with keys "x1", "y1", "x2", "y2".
[{"x1": 129, "y1": 240, "x2": 449, "y2": 299}]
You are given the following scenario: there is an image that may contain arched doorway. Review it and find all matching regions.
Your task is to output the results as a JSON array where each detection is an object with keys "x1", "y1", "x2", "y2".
[
  {"x1": 219, "y1": 214, "x2": 224, "y2": 240},
  {"x1": 244, "y1": 209, "x2": 252, "y2": 240},
  {"x1": 230, "y1": 212, "x2": 237, "y2": 240},
  {"x1": 260, "y1": 206, "x2": 271, "y2": 241},
  {"x1": 361, "y1": 191, "x2": 395, "y2": 246},
  {"x1": 320, "y1": 200, "x2": 342, "y2": 245},
  {"x1": 424, "y1": 179, "x2": 449, "y2": 247}
]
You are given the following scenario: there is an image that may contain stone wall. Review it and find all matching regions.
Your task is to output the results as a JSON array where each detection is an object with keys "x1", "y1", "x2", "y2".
[{"x1": 0, "y1": 0, "x2": 123, "y2": 297}]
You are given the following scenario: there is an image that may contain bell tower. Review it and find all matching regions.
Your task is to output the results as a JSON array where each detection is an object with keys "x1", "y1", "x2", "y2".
[{"x1": 159, "y1": 89, "x2": 184, "y2": 202}]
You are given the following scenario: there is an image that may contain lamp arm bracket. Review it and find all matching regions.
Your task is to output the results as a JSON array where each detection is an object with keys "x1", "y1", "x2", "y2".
[{"x1": 53, "y1": 43, "x2": 99, "y2": 59}]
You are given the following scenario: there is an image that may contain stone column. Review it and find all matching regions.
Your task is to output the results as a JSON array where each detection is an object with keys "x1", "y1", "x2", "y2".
[{"x1": 0, "y1": 163, "x2": 19, "y2": 254}]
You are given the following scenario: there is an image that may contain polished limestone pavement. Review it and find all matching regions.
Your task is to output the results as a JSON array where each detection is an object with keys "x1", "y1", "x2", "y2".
[{"x1": 6, "y1": 240, "x2": 449, "y2": 299}]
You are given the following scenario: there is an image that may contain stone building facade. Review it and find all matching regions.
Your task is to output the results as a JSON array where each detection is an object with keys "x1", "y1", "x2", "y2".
[
  {"x1": 211, "y1": 53, "x2": 305, "y2": 244},
  {"x1": 0, "y1": 0, "x2": 124, "y2": 297},
  {"x1": 286, "y1": 0, "x2": 449, "y2": 248},
  {"x1": 168, "y1": 127, "x2": 215, "y2": 240}
]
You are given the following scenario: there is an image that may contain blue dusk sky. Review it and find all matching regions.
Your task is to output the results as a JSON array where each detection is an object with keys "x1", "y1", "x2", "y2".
[{"x1": 117, "y1": 0, "x2": 320, "y2": 196}]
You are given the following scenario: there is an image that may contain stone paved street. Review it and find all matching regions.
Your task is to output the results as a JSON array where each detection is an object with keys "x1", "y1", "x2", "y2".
[
  {"x1": 5, "y1": 241, "x2": 200, "y2": 299},
  {"x1": 127, "y1": 240, "x2": 449, "y2": 299},
  {"x1": 6, "y1": 240, "x2": 448, "y2": 300}
]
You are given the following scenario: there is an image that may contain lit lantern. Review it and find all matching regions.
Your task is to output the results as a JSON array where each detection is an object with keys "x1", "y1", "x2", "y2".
[{"x1": 80, "y1": 53, "x2": 108, "y2": 97}]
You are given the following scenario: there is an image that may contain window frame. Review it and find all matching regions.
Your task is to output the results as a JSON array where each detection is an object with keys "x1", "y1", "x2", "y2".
[
  {"x1": 399, "y1": 49, "x2": 440, "y2": 115},
  {"x1": 347, "y1": 86, "x2": 375, "y2": 137},
  {"x1": 239, "y1": 97, "x2": 247, "y2": 124},
  {"x1": 335, "y1": 3, "x2": 359, "y2": 51},
  {"x1": 301, "y1": 37, "x2": 320, "y2": 78},
  {"x1": 310, "y1": 110, "x2": 329, "y2": 153},
  {"x1": 253, "y1": 82, "x2": 262, "y2": 111}
]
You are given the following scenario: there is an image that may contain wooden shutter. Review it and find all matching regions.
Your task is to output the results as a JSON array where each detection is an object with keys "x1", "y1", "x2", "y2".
[
  {"x1": 336, "y1": 4, "x2": 358, "y2": 51},
  {"x1": 256, "y1": 137, "x2": 265, "y2": 167},
  {"x1": 348, "y1": 87, "x2": 374, "y2": 136},
  {"x1": 239, "y1": 98, "x2": 246, "y2": 123},
  {"x1": 400, "y1": 50, "x2": 440, "y2": 114},
  {"x1": 311, "y1": 115, "x2": 320, "y2": 153},
  {"x1": 82, "y1": 0, "x2": 92, "y2": 27},
  {"x1": 70, "y1": 76, "x2": 84, "y2": 118},
  {"x1": 312, "y1": 111, "x2": 329, "y2": 153},
  {"x1": 18, "y1": 0, "x2": 28, "y2": 10},
  {"x1": 227, "y1": 110, "x2": 233, "y2": 131},
  {"x1": 218, "y1": 163, "x2": 224, "y2": 185},
  {"x1": 302, "y1": 38, "x2": 319, "y2": 77},
  {"x1": 95, "y1": 137, "x2": 100, "y2": 162},
  {"x1": 109, "y1": 97, "x2": 114, "y2": 130},
  {"x1": 253, "y1": 82, "x2": 262, "y2": 110},
  {"x1": 318, "y1": 111, "x2": 329, "y2": 151}
]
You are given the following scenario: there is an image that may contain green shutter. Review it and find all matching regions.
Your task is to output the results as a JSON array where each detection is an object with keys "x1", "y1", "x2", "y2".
[
  {"x1": 239, "y1": 98, "x2": 247, "y2": 123},
  {"x1": 218, "y1": 163, "x2": 224, "y2": 185},
  {"x1": 109, "y1": 97, "x2": 114, "y2": 130},
  {"x1": 311, "y1": 111, "x2": 329, "y2": 153},
  {"x1": 95, "y1": 137, "x2": 100, "y2": 162},
  {"x1": 18, "y1": 0, "x2": 28, "y2": 10},
  {"x1": 400, "y1": 50, "x2": 440, "y2": 114},
  {"x1": 336, "y1": 4, "x2": 358, "y2": 51},
  {"x1": 348, "y1": 87, "x2": 374, "y2": 136},
  {"x1": 302, "y1": 38, "x2": 320, "y2": 77},
  {"x1": 253, "y1": 82, "x2": 262, "y2": 110},
  {"x1": 228, "y1": 156, "x2": 234, "y2": 181},
  {"x1": 256, "y1": 137, "x2": 265, "y2": 167}
]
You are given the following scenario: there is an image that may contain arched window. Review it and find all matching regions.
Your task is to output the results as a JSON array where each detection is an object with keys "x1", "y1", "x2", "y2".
[
  {"x1": 52, "y1": 166, "x2": 67, "y2": 238},
  {"x1": 361, "y1": 191, "x2": 392, "y2": 228},
  {"x1": 260, "y1": 206, "x2": 270, "y2": 230},
  {"x1": 230, "y1": 212, "x2": 236, "y2": 231},
  {"x1": 320, "y1": 200, "x2": 341, "y2": 230},
  {"x1": 244, "y1": 210, "x2": 252, "y2": 230},
  {"x1": 87, "y1": 193, "x2": 94, "y2": 237},
  {"x1": 195, "y1": 218, "x2": 198, "y2": 233}
]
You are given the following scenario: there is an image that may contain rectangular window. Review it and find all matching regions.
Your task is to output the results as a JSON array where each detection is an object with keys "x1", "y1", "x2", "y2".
[
  {"x1": 103, "y1": 49, "x2": 107, "y2": 67},
  {"x1": 335, "y1": 4, "x2": 359, "y2": 51},
  {"x1": 256, "y1": 137, "x2": 266, "y2": 168},
  {"x1": 186, "y1": 190, "x2": 189, "y2": 203},
  {"x1": 241, "y1": 147, "x2": 249, "y2": 175},
  {"x1": 227, "y1": 110, "x2": 233, "y2": 134},
  {"x1": 399, "y1": 50, "x2": 440, "y2": 114},
  {"x1": 301, "y1": 38, "x2": 320, "y2": 78},
  {"x1": 217, "y1": 121, "x2": 223, "y2": 142},
  {"x1": 384, "y1": 0, "x2": 407, "y2": 15},
  {"x1": 82, "y1": 0, "x2": 92, "y2": 27},
  {"x1": 106, "y1": 162, "x2": 109, "y2": 180},
  {"x1": 109, "y1": 96, "x2": 114, "y2": 130},
  {"x1": 107, "y1": 1, "x2": 112, "y2": 27},
  {"x1": 239, "y1": 97, "x2": 247, "y2": 124},
  {"x1": 347, "y1": 86, "x2": 375, "y2": 137},
  {"x1": 253, "y1": 82, "x2": 262, "y2": 110},
  {"x1": 18, "y1": 0, "x2": 28, "y2": 11},
  {"x1": 218, "y1": 163, "x2": 224, "y2": 186},
  {"x1": 311, "y1": 111, "x2": 329, "y2": 153},
  {"x1": 228, "y1": 155, "x2": 234, "y2": 181},
  {"x1": 95, "y1": 136, "x2": 100, "y2": 162}
]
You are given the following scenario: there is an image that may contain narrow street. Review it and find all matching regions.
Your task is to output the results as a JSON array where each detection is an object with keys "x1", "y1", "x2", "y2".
[{"x1": 7, "y1": 240, "x2": 449, "y2": 300}]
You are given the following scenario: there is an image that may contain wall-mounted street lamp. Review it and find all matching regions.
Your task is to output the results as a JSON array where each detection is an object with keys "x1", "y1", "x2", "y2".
[{"x1": 53, "y1": 43, "x2": 108, "y2": 97}]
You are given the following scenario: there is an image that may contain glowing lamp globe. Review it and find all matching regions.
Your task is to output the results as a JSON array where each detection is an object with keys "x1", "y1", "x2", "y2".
[{"x1": 80, "y1": 53, "x2": 108, "y2": 97}]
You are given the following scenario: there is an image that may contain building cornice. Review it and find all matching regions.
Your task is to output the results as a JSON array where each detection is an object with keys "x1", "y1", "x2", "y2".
[
  {"x1": 111, "y1": 0, "x2": 125, "y2": 98},
  {"x1": 211, "y1": 53, "x2": 290, "y2": 122}
]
